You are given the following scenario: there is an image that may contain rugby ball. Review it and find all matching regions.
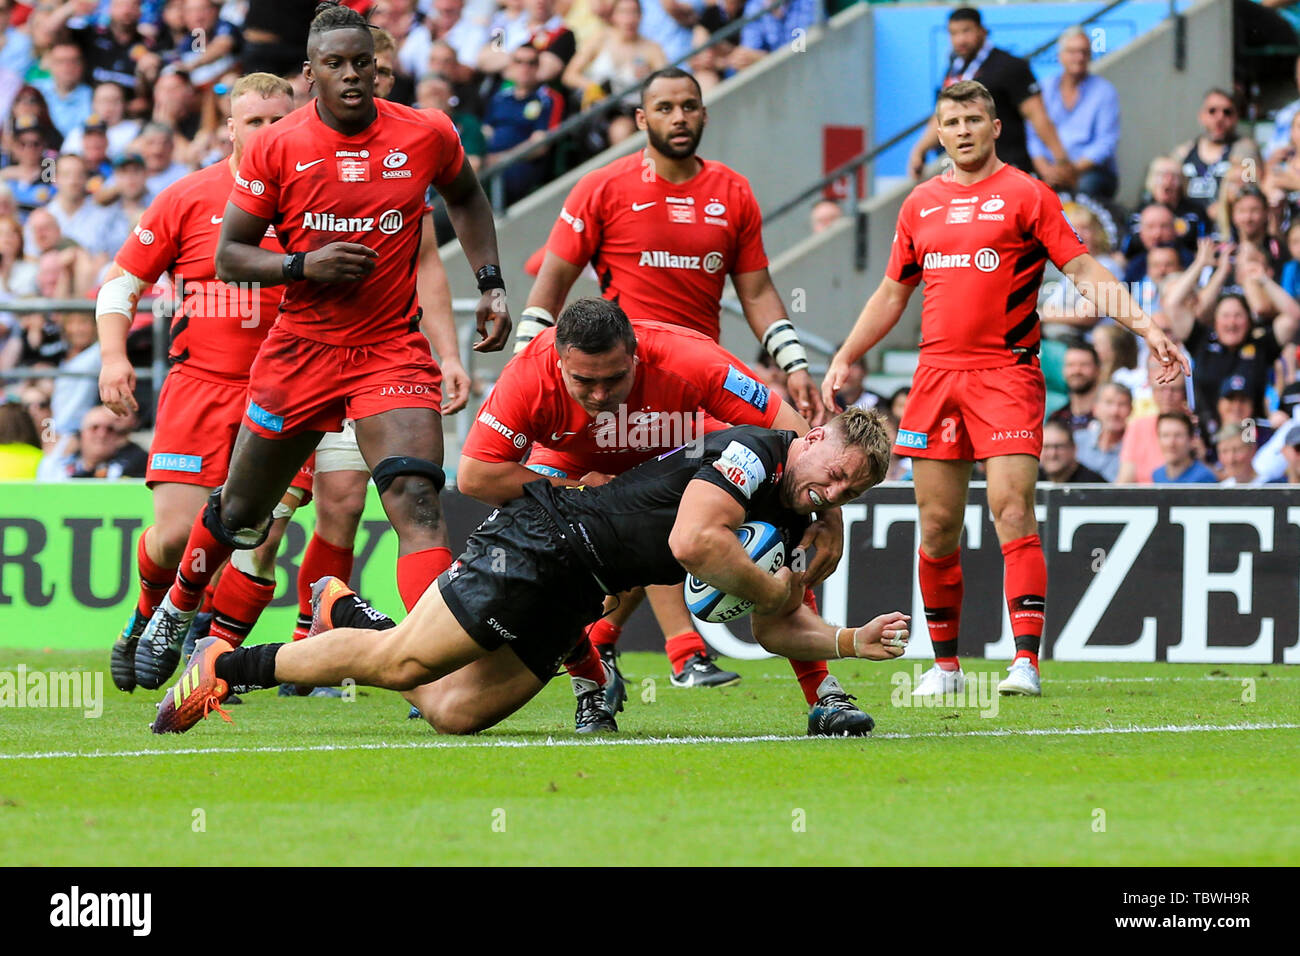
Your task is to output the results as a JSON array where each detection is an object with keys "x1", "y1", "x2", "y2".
[{"x1": 684, "y1": 521, "x2": 786, "y2": 624}]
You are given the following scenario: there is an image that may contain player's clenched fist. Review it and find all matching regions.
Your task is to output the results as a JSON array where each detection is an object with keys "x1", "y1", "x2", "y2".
[
  {"x1": 99, "y1": 355, "x2": 139, "y2": 417},
  {"x1": 304, "y1": 242, "x2": 379, "y2": 282},
  {"x1": 853, "y1": 611, "x2": 911, "y2": 660}
]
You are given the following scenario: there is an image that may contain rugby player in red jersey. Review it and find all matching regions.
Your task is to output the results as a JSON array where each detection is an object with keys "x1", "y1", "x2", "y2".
[
  {"x1": 515, "y1": 68, "x2": 844, "y2": 701},
  {"x1": 132, "y1": 2, "x2": 510, "y2": 690},
  {"x1": 284, "y1": 24, "x2": 472, "y2": 658},
  {"x1": 153, "y1": 408, "x2": 913, "y2": 737},
  {"x1": 824, "y1": 81, "x2": 1187, "y2": 697},
  {"x1": 98, "y1": 73, "x2": 317, "y2": 692},
  {"x1": 410, "y1": 299, "x2": 874, "y2": 735}
]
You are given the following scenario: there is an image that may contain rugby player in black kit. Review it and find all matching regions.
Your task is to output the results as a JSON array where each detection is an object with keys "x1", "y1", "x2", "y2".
[{"x1": 152, "y1": 408, "x2": 912, "y2": 735}]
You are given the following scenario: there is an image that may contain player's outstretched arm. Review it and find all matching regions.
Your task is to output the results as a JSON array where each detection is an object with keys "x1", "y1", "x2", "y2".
[
  {"x1": 732, "y1": 269, "x2": 825, "y2": 425},
  {"x1": 1061, "y1": 253, "x2": 1190, "y2": 384},
  {"x1": 669, "y1": 479, "x2": 792, "y2": 615},
  {"x1": 822, "y1": 276, "x2": 915, "y2": 409},
  {"x1": 434, "y1": 158, "x2": 511, "y2": 353},
  {"x1": 753, "y1": 605, "x2": 910, "y2": 661},
  {"x1": 214, "y1": 203, "x2": 378, "y2": 285},
  {"x1": 457, "y1": 455, "x2": 585, "y2": 505}
]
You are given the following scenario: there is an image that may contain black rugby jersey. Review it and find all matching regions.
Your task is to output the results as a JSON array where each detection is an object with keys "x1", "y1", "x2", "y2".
[{"x1": 523, "y1": 426, "x2": 810, "y2": 594}]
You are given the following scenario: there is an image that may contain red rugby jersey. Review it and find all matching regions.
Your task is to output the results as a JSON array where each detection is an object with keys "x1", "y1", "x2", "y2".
[
  {"x1": 231, "y1": 98, "x2": 465, "y2": 346},
  {"x1": 115, "y1": 160, "x2": 286, "y2": 383},
  {"x1": 461, "y1": 319, "x2": 780, "y2": 473},
  {"x1": 544, "y1": 151, "x2": 768, "y2": 341},
  {"x1": 886, "y1": 163, "x2": 1087, "y2": 370}
]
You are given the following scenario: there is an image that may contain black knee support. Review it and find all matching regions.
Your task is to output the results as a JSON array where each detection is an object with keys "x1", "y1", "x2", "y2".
[
  {"x1": 371, "y1": 456, "x2": 446, "y2": 496},
  {"x1": 202, "y1": 486, "x2": 273, "y2": 550}
]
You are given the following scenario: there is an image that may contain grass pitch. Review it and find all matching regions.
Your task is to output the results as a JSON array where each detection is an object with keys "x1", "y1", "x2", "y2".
[{"x1": 1, "y1": 649, "x2": 1296, "y2": 866}]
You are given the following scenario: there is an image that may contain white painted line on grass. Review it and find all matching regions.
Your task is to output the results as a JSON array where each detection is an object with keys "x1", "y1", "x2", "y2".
[{"x1": 3, "y1": 721, "x2": 1297, "y2": 761}]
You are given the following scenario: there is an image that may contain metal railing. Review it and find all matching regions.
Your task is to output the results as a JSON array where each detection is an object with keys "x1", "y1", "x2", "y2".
[
  {"x1": 476, "y1": 0, "x2": 799, "y2": 212},
  {"x1": 0, "y1": 297, "x2": 170, "y2": 396}
]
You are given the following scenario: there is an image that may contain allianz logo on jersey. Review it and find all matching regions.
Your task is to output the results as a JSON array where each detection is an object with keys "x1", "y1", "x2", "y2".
[
  {"x1": 638, "y1": 249, "x2": 725, "y2": 273},
  {"x1": 301, "y1": 208, "x2": 404, "y2": 235},
  {"x1": 477, "y1": 410, "x2": 529, "y2": 449},
  {"x1": 922, "y1": 247, "x2": 1000, "y2": 272}
]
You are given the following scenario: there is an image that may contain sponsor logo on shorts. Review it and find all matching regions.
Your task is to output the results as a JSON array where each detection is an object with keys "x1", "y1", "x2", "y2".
[
  {"x1": 897, "y1": 429, "x2": 928, "y2": 449},
  {"x1": 487, "y1": 617, "x2": 517, "y2": 641},
  {"x1": 722, "y1": 364, "x2": 770, "y2": 412},
  {"x1": 378, "y1": 384, "x2": 436, "y2": 396},
  {"x1": 476, "y1": 411, "x2": 528, "y2": 449},
  {"x1": 713, "y1": 441, "x2": 766, "y2": 499},
  {"x1": 150, "y1": 453, "x2": 203, "y2": 473},
  {"x1": 991, "y1": 429, "x2": 1036, "y2": 441},
  {"x1": 247, "y1": 400, "x2": 284, "y2": 433}
]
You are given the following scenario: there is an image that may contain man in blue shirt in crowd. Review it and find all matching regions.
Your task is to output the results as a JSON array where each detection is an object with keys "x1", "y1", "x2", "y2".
[
  {"x1": 1027, "y1": 25, "x2": 1121, "y2": 200},
  {"x1": 1152, "y1": 411, "x2": 1218, "y2": 483}
]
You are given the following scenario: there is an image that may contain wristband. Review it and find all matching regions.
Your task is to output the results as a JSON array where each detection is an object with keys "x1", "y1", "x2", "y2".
[
  {"x1": 763, "y1": 319, "x2": 809, "y2": 375},
  {"x1": 282, "y1": 252, "x2": 306, "y2": 282},
  {"x1": 476, "y1": 263, "x2": 506, "y2": 292},
  {"x1": 834, "y1": 627, "x2": 853, "y2": 659},
  {"x1": 513, "y1": 305, "x2": 555, "y2": 354}
]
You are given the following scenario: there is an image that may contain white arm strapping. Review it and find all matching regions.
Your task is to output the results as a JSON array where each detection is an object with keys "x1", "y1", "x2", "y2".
[
  {"x1": 513, "y1": 305, "x2": 555, "y2": 354},
  {"x1": 95, "y1": 270, "x2": 149, "y2": 322}
]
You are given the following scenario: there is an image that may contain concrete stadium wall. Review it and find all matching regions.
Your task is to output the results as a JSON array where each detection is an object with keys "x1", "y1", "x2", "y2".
[
  {"x1": 442, "y1": 4, "x2": 875, "y2": 376},
  {"x1": 763, "y1": 0, "x2": 1235, "y2": 367}
]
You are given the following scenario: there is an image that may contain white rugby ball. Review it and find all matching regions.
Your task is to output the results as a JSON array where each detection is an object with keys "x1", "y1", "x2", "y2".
[{"x1": 684, "y1": 521, "x2": 786, "y2": 624}]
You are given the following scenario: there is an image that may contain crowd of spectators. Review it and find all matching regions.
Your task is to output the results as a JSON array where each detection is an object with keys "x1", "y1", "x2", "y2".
[
  {"x1": 0, "y1": 0, "x2": 815, "y2": 480},
  {"x1": 7, "y1": 0, "x2": 1300, "y2": 488}
]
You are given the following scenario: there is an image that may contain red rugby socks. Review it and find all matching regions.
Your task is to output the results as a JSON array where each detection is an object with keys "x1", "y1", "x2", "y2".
[
  {"x1": 665, "y1": 631, "x2": 709, "y2": 674},
  {"x1": 918, "y1": 547, "x2": 963, "y2": 669},
  {"x1": 167, "y1": 510, "x2": 235, "y2": 613},
  {"x1": 586, "y1": 618, "x2": 622, "y2": 649},
  {"x1": 396, "y1": 547, "x2": 453, "y2": 612},
  {"x1": 296, "y1": 532, "x2": 355, "y2": 637},
  {"x1": 208, "y1": 567, "x2": 276, "y2": 648},
  {"x1": 135, "y1": 531, "x2": 175, "y2": 618},
  {"x1": 1002, "y1": 533, "x2": 1046, "y2": 669},
  {"x1": 564, "y1": 638, "x2": 606, "y2": 685}
]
